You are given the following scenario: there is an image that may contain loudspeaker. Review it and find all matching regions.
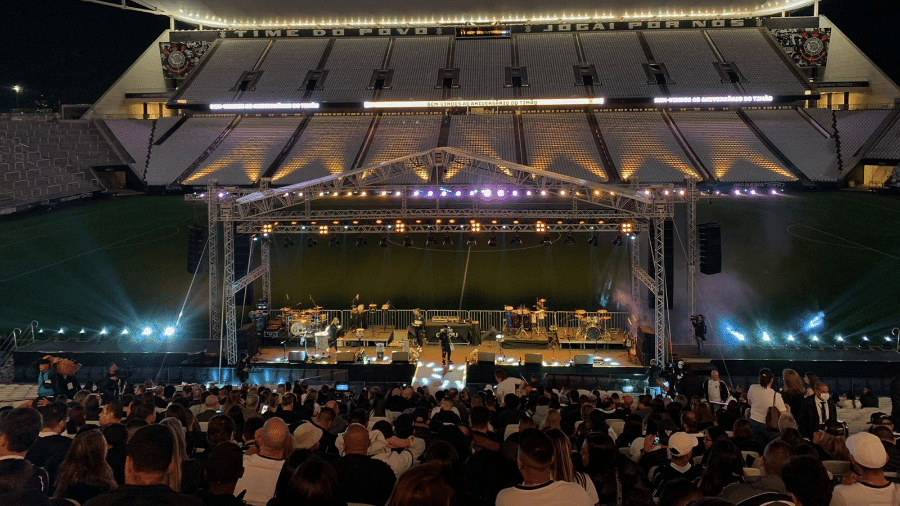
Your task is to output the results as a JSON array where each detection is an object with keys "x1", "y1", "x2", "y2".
[
  {"x1": 288, "y1": 351, "x2": 306, "y2": 363},
  {"x1": 699, "y1": 222, "x2": 722, "y2": 275},
  {"x1": 638, "y1": 325, "x2": 656, "y2": 365},
  {"x1": 524, "y1": 353, "x2": 543, "y2": 365},
  {"x1": 187, "y1": 225, "x2": 207, "y2": 274},
  {"x1": 391, "y1": 352, "x2": 410, "y2": 363},
  {"x1": 573, "y1": 355, "x2": 594, "y2": 366},
  {"x1": 477, "y1": 352, "x2": 496, "y2": 363},
  {"x1": 236, "y1": 323, "x2": 259, "y2": 358},
  {"x1": 336, "y1": 352, "x2": 355, "y2": 363}
]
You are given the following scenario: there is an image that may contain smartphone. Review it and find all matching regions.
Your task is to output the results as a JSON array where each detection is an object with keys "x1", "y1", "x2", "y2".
[
  {"x1": 261, "y1": 404, "x2": 269, "y2": 414},
  {"x1": 335, "y1": 384, "x2": 349, "y2": 391}
]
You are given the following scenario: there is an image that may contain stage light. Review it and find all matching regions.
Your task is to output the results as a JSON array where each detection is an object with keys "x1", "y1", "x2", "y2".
[
  {"x1": 762, "y1": 331, "x2": 770, "y2": 342},
  {"x1": 526, "y1": 190, "x2": 532, "y2": 196},
  {"x1": 379, "y1": 235, "x2": 389, "y2": 247},
  {"x1": 329, "y1": 237, "x2": 340, "y2": 247},
  {"x1": 540, "y1": 190, "x2": 547, "y2": 196},
  {"x1": 307, "y1": 237, "x2": 317, "y2": 248},
  {"x1": 403, "y1": 235, "x2": 413, "y2": 247},
  {"x1": 38, "y1": 329, "x2": 44, "y2": 334},
  {"x1": 565, "y1": 232, "x2": 575, "y2": 244},
  {"x1": 454, "y1": 190, "x2": 461, "y2": 197},
  {"x1": 467, "y1": 236, "x2": 477, "y2": 247},
  {"x1": 770, "y1": 188, "x2": 778, "y2": 195},
  {"x1": 426, "y1": 190, "x2": 433, "y2": 197},
  {"x1": 426, "y1": 234, "x2": 437, "y2": 246},
  {"x1": 58, "y1": 328, "x2": 65, "y2": 334},
  {"x1": 612, "y1": 234, "x2": 623, "y2": 246},
  {"x1": 79, "y1": 329, "x2": 86, "y2": 334},
  {"x1": 787, "y1": 334, "x2": 795, "y2": 342},
  {"x1": 678, "y1": 189, "x2": 685, "y2": 196},
  {"x1": 541, "y1": 235, "x2": 552, "y2": 246},
  {"x1": 730, "y1": 330, "x2": 745, "y2": 341},
  {"x1": 497, "y1": 189, "x2": 505, "y2": 197},
  {"x1": 588, "y1": 233, "x2": 599, "y2": 246},
  {"x1": 140, "y1": 327, "x2": 152, "y2": 337},
  {"x1": 510, "y1": 234, "x2": 523, "y2": 246},
  {"x1": 394, "y1": 191, "x2": 401, "y2": 196},
  {"x1": 100, "y1": 328, "x2": 107, "y2": 335},
  {"x1": 804, "y1": 312, "x2": 824, "y2": 331},
  {"x1": 836, "y1": 335, "x2": 844, "y2": 342},
  {"x1": 163, "y1": 326, "x2": 176, "y2": 337},
  {"x1": 442, "y1": 235, "x2": 453, "y2": 246},
  {"x1": 487, "y1": 235, "x2": 497, "y2": 247},
  {"x1": 749, "y1": 189, "x2": 757, "y2": 195},
  {"x1": 121, "y1": 328, "x2": 129, "y2": 335},
  {"x1": 440, "y1": 191, "x2": 447, "y2": 197}
]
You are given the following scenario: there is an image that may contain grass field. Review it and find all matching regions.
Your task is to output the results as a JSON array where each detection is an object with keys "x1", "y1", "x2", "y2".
[{"x1": 0, "y1": 191, "x2": 898, "y2": 349}]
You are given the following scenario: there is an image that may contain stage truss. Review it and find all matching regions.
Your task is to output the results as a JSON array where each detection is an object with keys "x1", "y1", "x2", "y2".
[{"x1": 186, "y1": 147, "x2": 697, "y2": 367}]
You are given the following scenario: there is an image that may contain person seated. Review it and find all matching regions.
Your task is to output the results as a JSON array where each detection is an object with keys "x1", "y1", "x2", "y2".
[
  {"x1": 332, "y1": 424, "x2": 397, "y2": 506},
  {"x1": 194, "y1": 442, "x2": 246, "y2": 506},
  {"x1": 872, "y1": 425, "x2": 900, "y2": 474},
  {"x1": 196, "y1": 396, "x2": 221, "y2": 423},
  {"x1": 52, "y1": 430, "x2": 117, "y2": 505},
  {"x1": 780, "y1": 455, "x2": 832, "y2": 506},
  {"x1": 83, "y1": 424, "x2": 203, "y2": 506},
  {"x1": 718, "y1": 439, "x2": 794, "y2": 505},
  {"x1": 495, "y1": 428, "x2": 594, "y2": 506},
  {"x1": 0, "y1": 407, "x2": 48, "y2": 495},
  {"x1": 830, "y1": 432, "x2": 900, "y2": 506},
  {"x1": 651, "y1": 432, "x2": 703, "y2": 497},
  {"x1": 26, "y1": 403, "x2": 70, "y2": 490},
  {"x1": 233, "y1": 418, "x2": 290, "y2": 506}
]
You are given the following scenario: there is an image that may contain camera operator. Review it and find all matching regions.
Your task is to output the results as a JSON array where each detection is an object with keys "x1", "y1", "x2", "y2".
[{"x1": 690, "y1": 315, "x2": 707, "y2": 355}]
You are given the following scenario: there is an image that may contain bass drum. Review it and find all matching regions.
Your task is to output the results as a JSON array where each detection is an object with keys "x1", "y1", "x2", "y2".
[{"x1": 585, "y1": 325, "x2": 601, "y2": 340}]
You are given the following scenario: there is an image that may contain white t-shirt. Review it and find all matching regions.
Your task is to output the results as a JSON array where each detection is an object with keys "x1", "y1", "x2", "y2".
[
  {"x1": 831, "y1": 481, "x2": 900, "y2": 506},
  {"x1": 707, "y1": 381, "x2": 721, "y2": 402},
  {"x1": 234, "y1": 454, "x2": 285, "y2": 506},
  {"x1": 496, "y1": 377, "x2": 522, "y2": 405},
  {"x1": 496, "y1": 480, "x2": 595, "y2": 506},
  {"x1": 747, "y1": 384, "x2": 785, "y2": 423}
]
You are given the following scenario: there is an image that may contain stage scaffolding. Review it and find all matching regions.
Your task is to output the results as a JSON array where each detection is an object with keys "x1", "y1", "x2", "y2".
[{"x1": 186, "y1": 148, "x2": 696, "y2": 368}]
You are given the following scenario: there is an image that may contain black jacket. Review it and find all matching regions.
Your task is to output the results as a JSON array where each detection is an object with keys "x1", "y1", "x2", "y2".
[
  {"x1": 798, "y1": 395, "x2": 837, "y2": 438},
  {"x1": 702, "y1": 379, "x2": 729, "y2": 403}
]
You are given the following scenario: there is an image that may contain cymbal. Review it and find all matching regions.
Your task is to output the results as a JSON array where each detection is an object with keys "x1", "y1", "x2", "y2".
[
  {"x1": 597, "y1": 309, "x2": 608, "y2": 314},
  {"x1": 575, "y1": 309, "x2": 586, "y2": 315},
  {"x1": 368, "y1": 304, "x2": 377, "y2": 308},
  {"x1": 538, "y1": 298, "x2": 547, "y2": 303},
  {"x1": 504, "y1": 305, "x2": 514, "y2": 311},
  {"x1": 599, "y1": 316, "x2": 612, "y2": 321},
  {"x1": 311, "y1": 306, "x2": 323, "y2": 310}
]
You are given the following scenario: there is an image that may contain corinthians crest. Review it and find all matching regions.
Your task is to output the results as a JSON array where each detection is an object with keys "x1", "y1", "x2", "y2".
[
  {"x1": 159, "y1": 41, "x2": 212, "y2": 79},
  {"x1": 771, "y1": 27, "x2": 831, "y2": 67}
]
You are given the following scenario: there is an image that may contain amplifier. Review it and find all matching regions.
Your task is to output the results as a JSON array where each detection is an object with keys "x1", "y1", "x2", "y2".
[
  {"x1": 524, "y1": 353, "x2": 543, "y2": 364},
  {"x1": 477, "y1": 352, "x2": 496, "y2": 363},
  {"x1": 336, "y1": 352, "x2": 355, "y2": 363}
]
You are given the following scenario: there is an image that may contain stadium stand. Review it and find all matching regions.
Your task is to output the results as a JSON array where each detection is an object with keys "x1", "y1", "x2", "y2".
[
  {"x1": 578, "y1": 32, "x2": 658, "y2": 99},
  {"x1": 643, "y1": 30, "x2": 737, "y2": 97},
  {"x1": 184, "y1": 116, "x2": 304, "y2": 185},
  {"x1": 669, "y1": 110, "x2": 795, "y2": 182},
  {"x1": 377, "y1": 37, "x2": 450, "y2": 101},
  {"x1": 245, "y1": 38, "x2": 330, "y2": 103},
  {"x1": 521, "y1": 112, "x2": 607, "y2": 182},
  {"x1": 177, "y1": 39, "x2": 272, "y2": 104},
  {"x1": 273, "y1": 114, "x2": 374, "y2": 184},
  {"x1": 861, "y1": 112, "x2": 900, "y2": 159},
  {"x1": 361, "y1": 114, "x2": 443, "y2": 168},
  {"x1": 145, "y1": 116, "x2": 235, "y2": 185},
  {"x1": 516, "y1": 34, "x2": 584, "y2": 98},
  {"x1": 104, "y1": 119, "x2": 154, "y2": 179},
  {"x1": 707, "y1": 29, "x2": 808, "y2": 96},
  {"x1": 309, "y1": 38, "x2": 391, "y2": 103},
  {"x1": 446, "y1": 113, "x2": 517, "y2": 163},
  {"x1": 448, "y1": 38, "x2": 515, "y2": 100},
  {"x1": 594, "y1": 110, "x2": 700, "y2": 183},
  {"x1": 744, "y1": 109, "x2": 839, "y2": 181},
  {"x1": 0, "y1": 120, "x2": 115, "y2": 211}
]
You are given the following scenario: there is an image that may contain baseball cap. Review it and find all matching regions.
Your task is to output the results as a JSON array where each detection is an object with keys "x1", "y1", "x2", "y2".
[
  {"x1": 668, "y1": 431, "x2": 696, "y2": 457},
  {"x1": 845, "y1": 432, "x2": 888, "y2": 469},
  {"x1": 867, "y1": 412, "x2": 892, "y2": 425},
  {"x1": 293, "y1": 422, "x2": 323, "y2": 450}
]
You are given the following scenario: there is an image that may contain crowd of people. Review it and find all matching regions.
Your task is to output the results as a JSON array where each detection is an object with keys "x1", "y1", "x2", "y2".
[{"x1": 1, "y1": 365, "x2": 899, "y2": 506}]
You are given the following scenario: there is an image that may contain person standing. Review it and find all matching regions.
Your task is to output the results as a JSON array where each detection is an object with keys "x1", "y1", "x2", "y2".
[
  {"x1": 703, "y1": 369, "x2": 729, "y2": 412},
  {"x1": 236, "y1": 353, "x2": 250, "y2": 384},
  {"x1": 798, "y1": 381, "x2": 837, "y2": 439},
  {"x1": 37, "y1": 357, "x2": 56, "y2": 397},
  {"x1": 691, "y1": 315, "x2": 707, "y2": 355},
  {"x1": 747, "y1": 368, "x2": 788, "y2": 449},
  {"x1": 438, "y1": 326, "x2": 452, "y2": 365}
]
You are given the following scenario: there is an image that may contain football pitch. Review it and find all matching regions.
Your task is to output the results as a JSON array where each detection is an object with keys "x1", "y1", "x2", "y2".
[{"x1": 0, "y1": 191, "x2": 898, "y2": 347}]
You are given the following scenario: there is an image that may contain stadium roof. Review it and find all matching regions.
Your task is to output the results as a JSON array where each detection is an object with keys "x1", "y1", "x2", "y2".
[{"x1": 114, "y1": 0, "x2": 818, "y2": 29}]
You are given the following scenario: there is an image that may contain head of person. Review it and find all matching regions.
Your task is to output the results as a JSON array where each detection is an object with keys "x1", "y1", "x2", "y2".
[
  {"x1": 516, "y1": 428, "x2": 554, "y2": 481},
  {"x1": 759, "y1": 368, "x2": 774, "y2": 388},
  {"x1": 282, "y1": 456, "x2": 345, "y2": 505},
  {"x1": 54, "y1": 429, "x2": 116, "y2": 498},
  {"x1": 814, "y1": 382, "x2": 830, "y2": 402},
  {"x1": 259, "y1": 418, "x2": 291, "y2": 459},
  {"x1": 207, "y1": 413, "x2": 236, "y2": 447},
  {"x1": 781, "y1": 455, "x2": 832, "y2": 506},
  {"x1": 846, "y1": 432, "x2": 889, "y2": 475},
  {"x1": 732, "y1": 418, "x2": 753, "y2": 440},
  {"x1": 0, "y1": 407, "x2": 42, "y2": 455},
  {"x1": 781, "y1": 369, "x2": 805, "y2": 395},
  {"x1": 205, "y1": 442, "x2": 244, "y2": 494},
  {"x1": 581, "y1": 432, "x2": 618, "y2": 471},
  {"x1": 342, "y1": 423, "x2": 371, "y2": 456},
  {"x1": 710, "y1": 369, "x2": 719, "y2": 382},
  {"x1": 659, "y1": 477, "x2": 702, "y2": 506},
  {"x1": 698, "y1": 439, "x2": 744, "y2": 496},
  {"x1": 99, "y1": 401, "x2": 124, "y2": 425},
  {"x1": 387, "y1": 463, "x2": 456, "y2": 506},
  {"x1": 759, "y1": 439, "x2": 794, "y2": 476},
  {"x1": 37, "y1": 402, "x2": 68, "y2": 433},
  {"x1": 873, "y1": 426, "x2": 896, "y2": 446},
  {"x1": 668, "y1": 432, "x2": 696, "y2": 466},
  {"x1": 39, "y1": 358, "x2": 52, "y2": 372},
  {"x1": 804, "y1": 372, "x2": 819, "y2": 388},
  {"x1": 494, "y1": 369, "x2": 508, "y2": 382},
  {"x1": 544, "y1": 428, "x2": 575, "y2": 483},
  {"x1": 125, "y1": 425, "x2": 175, "y2": 485},
  {"x1": 293, "y1": 423, "x2": 323, "y2": 452}
]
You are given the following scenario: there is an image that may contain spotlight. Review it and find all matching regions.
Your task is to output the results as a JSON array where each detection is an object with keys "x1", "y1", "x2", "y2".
[
  {"x1": 859, "y1": 335, "x2": 871, "y2": 350},
  {"x1": 163, "y1": 326, "x2": 176, "y2": 337},
  {"x1": 442, "y1": 235, "x2": 453, "y2": 246},
  {"x1": 79, "y1": 329, "x2": 86, "y2": 334},
  {"x1": 510, "y1": 234, "x2": 523, "y2": 245},
  {"x1": 834, "y1": 335, "x2": 845, "y2": 349},
  {"x1": 99, "y1": 328, "x2": 107, "y2": 335},
  {"x1": 307, "y1": 237, "x2": 317, "y2": 248},
  {"x1": 141, "y1": 327, "x2": 153, "y2": 337},
  {"x1": 487, "y1": 235, "x2": 497, "y2": 247},
  {"x1": 329, "y1": 237, "x2": 340, "y2": 247},
  {"x1": 882, "y1": 336, "x2": 895, "y2": 350},
  {"x1": 588, "y1": 233, "x2": 599, "y2": 246},
  {"x1": 121, "y1": 328, "x2": 129, "y2": 335},
  {"x1": 379, "y1": 235, "x2": 389, "y2": 247},
  {"x1": 426, "y1": 234, "x2": 437, "y2": 246},
  {"x1": 612, "y1": 234, "x2": 623, "y2": 246},
  {"x1": 762, "y1": 332, "x2": 771, "y2": 342},
  {"x1": 38, "y1": 329, "x2": 44, "y2": 334},
  {"x1": 356, "y1": 235, "x2": 367, "y2": 247},
  {"x1": 541, "y1": 235, "x2": 552, "y2": 246},
  {"x1": 403, "y1": 235, "x2": 413, "y2": 247},
  {"x1": 564, "y1": 232, "x2": 576, "y2": 244},
  {"x1": 466, "y1": 236, "x2": 477, "y2": 247},
  {"x1": 58, "y1": 328, "x2": 65, "y2": 334}
]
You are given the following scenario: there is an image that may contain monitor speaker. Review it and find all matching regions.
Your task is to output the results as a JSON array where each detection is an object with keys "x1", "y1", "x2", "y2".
[
  {"x1": 477, "y1": 352, "x2": 495, "y2": 363},
  {"x1": 574, "y1": 355, "x2": 594, "y2": 365},
  {"x1": 391, "y1": 352, "x2": 410, "y2": 363},
  {"x1": 336, "y1": 352, "x2": 355, "y2": 363},
  {"x1": 524, "y1": 353, "x2": 543, "y2": 364},
  {"x1": 288, "y1": 351, "x2": 306, "y2": 363}
]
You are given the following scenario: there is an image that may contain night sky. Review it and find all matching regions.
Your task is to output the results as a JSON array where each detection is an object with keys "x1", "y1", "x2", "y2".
[{"x1": 0, "y1": 0, "x2": 897, "y2": 111}]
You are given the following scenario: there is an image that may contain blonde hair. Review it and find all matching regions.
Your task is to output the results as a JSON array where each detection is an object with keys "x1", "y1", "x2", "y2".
[
  {"x1": 160, "y1": 418, "x2": 186, "y2": 493},
  {"x1": 543, "y1": 409, "x2": 562, "y2": 431},
  {"x1": 781, "y1": 369, "x2": 805, "y2": 395}
]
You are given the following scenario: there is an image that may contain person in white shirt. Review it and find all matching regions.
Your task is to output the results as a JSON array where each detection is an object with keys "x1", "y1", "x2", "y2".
[
  {"x1": 746, "y1": 368, "x2": 788, "y2": 449},
  {"x1": 233, "y1": 418, "x2": 290, "y2": 506},
  {"x1": 495, "y1": 369, "x2": 524, "y2": 406},
  {"x1": 831, "y1": 432, "x2": 900, "y2": 506},
  {"x1": 496, "y1": 428, "x2": 594, "y2": 506}
]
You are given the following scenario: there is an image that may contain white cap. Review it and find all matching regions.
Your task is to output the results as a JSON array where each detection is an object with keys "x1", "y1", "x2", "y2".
[{"x1": 846, "y1": 432, "x2": 888, "y2": 469}]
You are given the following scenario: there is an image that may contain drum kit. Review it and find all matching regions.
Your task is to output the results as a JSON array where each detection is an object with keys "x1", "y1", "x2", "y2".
[
  {"x1": 283, "y1": 306, "x2": 328, "y2": 338},
  {"x1": 504, "y1": 299, "x2": 548, "y2": 336},
  {"x1": 574, "y1": 309, "x2": 613, "y2": 341}
]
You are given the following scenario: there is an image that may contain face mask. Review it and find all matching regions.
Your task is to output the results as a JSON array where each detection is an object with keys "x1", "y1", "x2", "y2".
[{"x1": 819, "y1": 393, "x2": 830, "y2": 402}]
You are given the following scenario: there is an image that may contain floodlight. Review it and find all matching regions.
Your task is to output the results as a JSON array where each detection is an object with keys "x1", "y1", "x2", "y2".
[
  {"x1": 163, "y1": 326, "x2": 176, "y2": 337},
  {"x1": 141, "y1": 327, "x2": 153, "y2": 337}
]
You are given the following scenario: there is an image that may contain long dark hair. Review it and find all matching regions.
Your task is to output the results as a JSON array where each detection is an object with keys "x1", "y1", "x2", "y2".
[
  {"x1": 698, "y1": 440, "x2": 744, "y2": 496},
  {"x1": 582, "y1": 432, "x2": 620, "y2": 473},
  {"x1": 759, "y1": 368, "x2": 774, "y2": 388}
]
